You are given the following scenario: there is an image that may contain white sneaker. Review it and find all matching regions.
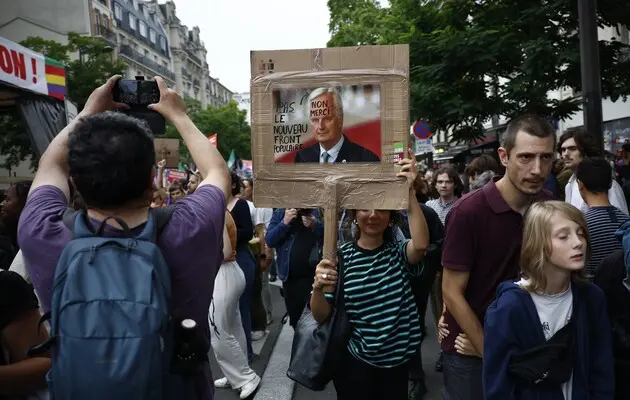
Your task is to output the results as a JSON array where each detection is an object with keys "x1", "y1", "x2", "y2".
[
  {"x1": 239, "y1": 375, "x2": 261, "y2": 399},
  {"x1": 214, "y1": 377, "x2": 230, "y2": 388},
  {"x1": 251, "y1": 330, "x2": 266, "y2": 341}
]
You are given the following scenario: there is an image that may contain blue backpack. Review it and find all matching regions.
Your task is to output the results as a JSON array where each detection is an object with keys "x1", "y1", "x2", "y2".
[{"x1": 36, "y1": 207, "x2": 196, "y2": 399}]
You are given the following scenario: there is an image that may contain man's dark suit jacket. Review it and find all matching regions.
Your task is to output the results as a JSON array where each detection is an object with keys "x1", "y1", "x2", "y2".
[{"x1": 294, "y1": 135, "x2": 380, "y2": 163}]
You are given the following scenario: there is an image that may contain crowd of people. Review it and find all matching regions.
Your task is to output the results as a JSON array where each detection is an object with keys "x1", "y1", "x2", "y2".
[{"x1": 1, "y1": 74, "x2": 630, "y2": 400}]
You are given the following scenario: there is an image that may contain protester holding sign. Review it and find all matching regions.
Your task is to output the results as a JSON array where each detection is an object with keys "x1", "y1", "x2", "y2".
[{"x1": 309, "y1": 148, "x2": 429, "y2": 400}]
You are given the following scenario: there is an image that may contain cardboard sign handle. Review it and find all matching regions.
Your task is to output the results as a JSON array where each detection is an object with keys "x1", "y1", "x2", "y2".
[{"x1": 322, "y1": 182, "x2": 338, "y2": 294}]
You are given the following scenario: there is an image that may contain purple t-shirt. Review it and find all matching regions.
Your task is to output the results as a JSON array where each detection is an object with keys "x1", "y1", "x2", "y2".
[{"x1": 17, "y1": 184, "x2": 226, "y2": 400}]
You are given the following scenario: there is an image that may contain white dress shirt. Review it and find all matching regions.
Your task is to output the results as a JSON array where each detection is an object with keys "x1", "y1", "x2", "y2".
[
  {"x1": 565, "y1": 174, "x2": 629, "y2": 215},
  {"x1": 320, "y1": 136, "x2": 345, "y2": 163}
]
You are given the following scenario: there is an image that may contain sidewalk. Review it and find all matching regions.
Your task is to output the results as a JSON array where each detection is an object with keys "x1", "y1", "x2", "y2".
[
  {"x1": 291, "y1": 309, "x2": 444, "y2": 400},
  {"x1": 209, "y1": 283, "x2": 286, "y2": 400}
]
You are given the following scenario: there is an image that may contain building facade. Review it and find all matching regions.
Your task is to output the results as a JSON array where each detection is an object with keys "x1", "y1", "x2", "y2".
[
  {"x1": 233, "y1": 92, "x2": 251, "y2": 124},
  {"x1": 159, "y1": 1, "x2": 232, "y2": 108},
  {"x1": 207, "y1": 77, "x2": 233, "y2": 108},
  {"x1": 110, "y1": 0, "x2": 175, "y2": 85},
  {"x1": 0, "y1": 0, "x2": 90, "y2": 44}
]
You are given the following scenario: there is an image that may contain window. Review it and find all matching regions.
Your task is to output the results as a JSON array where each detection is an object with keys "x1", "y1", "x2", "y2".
[
  {"x1": 129, "y1": 14, "x2": 136, "y2": 30},
  {"x1": 133, "y1": 0, "x2": 139, "y2": 11},
  {"x1": 159, "y1": 36, "x2": 167, "y2": 51},
  {"x1": 113, "y1": 3, "x2": 122, "y2": 19},
  {"x1": 149, "y1": 29, "x2": 156, "y2": 44},
  {"x1": 139, "y1": 21, "x2": 147, "y2": 37}
]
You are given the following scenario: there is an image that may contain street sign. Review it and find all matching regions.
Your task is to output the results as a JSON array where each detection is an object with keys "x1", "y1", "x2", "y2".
[
  {"x1": 415, "y1": 138, "x2": 433, "y2": 156},
  {"x1": 413, "y1": 120, "x2": 432, "y2": 139}
]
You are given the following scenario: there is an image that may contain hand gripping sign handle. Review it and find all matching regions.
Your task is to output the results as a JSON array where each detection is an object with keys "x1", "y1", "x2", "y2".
[{"x1": 322, "y1": 182, "x2": 338, "y2": 294}]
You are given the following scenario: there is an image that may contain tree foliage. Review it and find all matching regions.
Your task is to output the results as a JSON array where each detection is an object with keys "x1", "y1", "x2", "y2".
[
  {"x1": 0, "y1": 33, "x2": 127, "y2": 171},
  {"x1": 327, "y1": 0, "x2": 630, "y2": 142},
  {"x1": 165, "y1": 99, "x2": 251, "y2": 166}
]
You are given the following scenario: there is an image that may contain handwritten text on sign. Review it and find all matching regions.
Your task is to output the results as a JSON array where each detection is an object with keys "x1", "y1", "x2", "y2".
[{"x1": 0, "y1": 37, "x2": 48, "y2": 96}]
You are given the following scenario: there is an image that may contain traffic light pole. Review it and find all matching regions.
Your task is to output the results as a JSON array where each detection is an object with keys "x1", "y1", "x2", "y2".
[{"x1": 578, "y1": 0, "x2": 604, "y2": 153}]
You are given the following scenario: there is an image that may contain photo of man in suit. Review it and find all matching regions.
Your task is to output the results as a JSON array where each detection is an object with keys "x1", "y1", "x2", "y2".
[{"x1": 294, "y1": 87, "x2": 380, "y2": 163}]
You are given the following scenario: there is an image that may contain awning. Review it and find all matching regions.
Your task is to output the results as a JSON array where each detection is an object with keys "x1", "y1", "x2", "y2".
[{"x1": 0, "y1": 36, "x2": 67, "y2": 101}]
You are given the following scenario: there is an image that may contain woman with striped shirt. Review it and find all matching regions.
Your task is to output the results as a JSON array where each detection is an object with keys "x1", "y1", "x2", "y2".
[{"x1": 310, "y1": 149, "x2": 430, "y2": 399}]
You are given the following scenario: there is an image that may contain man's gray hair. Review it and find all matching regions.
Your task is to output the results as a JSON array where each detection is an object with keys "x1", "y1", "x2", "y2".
[{"x1": 307, "y1": 87, "x2": 344, "y2": 120}]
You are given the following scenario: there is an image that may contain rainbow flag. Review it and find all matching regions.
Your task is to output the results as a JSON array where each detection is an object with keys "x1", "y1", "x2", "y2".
[{"x1": 45, "y1": 57, "x2": 66, "y2": 100}]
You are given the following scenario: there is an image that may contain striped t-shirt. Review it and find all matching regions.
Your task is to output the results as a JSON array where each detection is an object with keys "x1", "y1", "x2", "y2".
[
  {"x1": 326, "y1": 239, "x2": 422, "y2": 367},
  {"x1": 585, "y1": 206, "x2": 629, "y2": 275}
]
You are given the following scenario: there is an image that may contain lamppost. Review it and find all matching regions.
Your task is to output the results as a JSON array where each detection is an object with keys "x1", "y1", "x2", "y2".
[{"x1": 578, "y1": 0, "x2": 604, "y2": 153}]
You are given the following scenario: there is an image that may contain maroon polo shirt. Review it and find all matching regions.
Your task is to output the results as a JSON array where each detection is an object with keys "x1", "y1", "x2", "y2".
[{"x1": 440, "y1": 178, "x2": 552, "y2": 354}]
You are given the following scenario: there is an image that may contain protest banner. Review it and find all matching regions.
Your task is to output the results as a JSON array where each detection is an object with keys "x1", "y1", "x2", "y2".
[
  {"x1": 251, "y1": 44, "x2": 410, "y2": 259},
  {"x1": 0, "y1": 36, "x2": 66, "y2": 100}
]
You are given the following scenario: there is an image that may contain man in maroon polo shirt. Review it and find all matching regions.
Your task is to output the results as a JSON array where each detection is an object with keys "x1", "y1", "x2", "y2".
[{"x1": 440, "y1": 115, "x2": 556, "y2": 400}]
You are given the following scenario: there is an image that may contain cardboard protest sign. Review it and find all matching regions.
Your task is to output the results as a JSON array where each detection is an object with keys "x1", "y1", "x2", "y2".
[
  {"x1": 154, "y1": 138, "x2": 180, "y2": 169},
  {"x1": 251, "y1": 45, "x2": 410, "y2": 211}
]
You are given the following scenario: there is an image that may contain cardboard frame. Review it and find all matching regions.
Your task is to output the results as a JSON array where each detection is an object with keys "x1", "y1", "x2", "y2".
[
  {"x1": 250, "y1": 45, "x2": 410, "y2": 211},
  {"x1": 154, "y1": 138, "x2": 180, "y2": 169}
]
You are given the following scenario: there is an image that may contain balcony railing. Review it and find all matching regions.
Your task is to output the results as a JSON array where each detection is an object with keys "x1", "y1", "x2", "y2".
[
  {"x1": 186, "y1": 49, "x2": 202, "y2": 66},
  {"x1": 193, "y1": 79, "x2": 200, "y2": 87},
  {"x1": 93, "y1": 24, "x2": 117, "y2": 44},
  {"x1": 118, "y1": 45, "x2": 176, "y2": 81},
  {"x1": 181, "y1": 67, "x2": 192, "y2": 81}
]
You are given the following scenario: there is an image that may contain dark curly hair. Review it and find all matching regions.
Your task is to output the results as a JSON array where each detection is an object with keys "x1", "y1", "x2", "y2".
[
  {"x1": 68, "y1": 111, "x2": 155, "y2": 209},
  {"x1": 230, "y1": 171, "x2": 243, "y2": 197},
  {"x1": 557, "y1": 127, "x2": 601, "y2": 158},
  {"x1": 341, "y1": 209, "x2": 403, "y2": 243}
]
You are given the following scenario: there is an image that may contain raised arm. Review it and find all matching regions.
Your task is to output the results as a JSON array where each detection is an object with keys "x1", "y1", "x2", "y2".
[
  {"x1": 30, "y1": 75, "x2": 129, "y2": 198},
  {"x1": 397, "y1": 149, "x2": 429, "y2": 264}
]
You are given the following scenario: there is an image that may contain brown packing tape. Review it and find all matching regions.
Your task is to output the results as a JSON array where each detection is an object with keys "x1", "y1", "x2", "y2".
[{"x1": 250, "y1": 45, "x2": 410, "y2": 211}]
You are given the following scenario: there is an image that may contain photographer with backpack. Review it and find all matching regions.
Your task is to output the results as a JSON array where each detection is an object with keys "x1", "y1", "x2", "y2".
[{"x1": 17, "y1": 75, "x2": 231, "y2": 400}]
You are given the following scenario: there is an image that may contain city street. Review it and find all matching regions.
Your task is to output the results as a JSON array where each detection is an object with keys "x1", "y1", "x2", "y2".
[{"x1": 210, "y1": 281, "x2": 444, "y2": 400}]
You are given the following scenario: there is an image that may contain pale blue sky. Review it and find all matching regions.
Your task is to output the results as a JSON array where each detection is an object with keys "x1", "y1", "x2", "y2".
[{"x1": 172, "y1": 0, "x2": 332, "y2": 93}]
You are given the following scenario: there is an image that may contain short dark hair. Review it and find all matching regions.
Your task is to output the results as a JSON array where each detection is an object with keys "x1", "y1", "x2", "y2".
[
  {"x1": 464, "y1": 154, "x2": 502, "y2": 177},
  {"x1": 230, "y1": 172, "x2": 243, "y2": 197},
  {"x1": 168, "y1": 181, "x2": 184, "y2": 194},
  {"x1": 576, "y1": 158, "x2": 612, "y2": 193},
  {"x1": 12, "y1": 180, "x2": 32, "y2": 207},
  {"x1": 68, "y1": 112, "x2": 155, "y2": 209},
  {"x1": 557, "y1": 127, "x2": 601, "y2": 158},
  {"x1": 502, "y1": 114, "x2": 556, "y2": 155},
  {"x1": 432, "y1": 165, "x2": 464, "y2": 197}
]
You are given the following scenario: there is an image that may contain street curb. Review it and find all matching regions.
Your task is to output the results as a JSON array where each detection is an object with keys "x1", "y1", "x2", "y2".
[{"x1": 253, "y1": 321, "x2": 295, "y2": 400}]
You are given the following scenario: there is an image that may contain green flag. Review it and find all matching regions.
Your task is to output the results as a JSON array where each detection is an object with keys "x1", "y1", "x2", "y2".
[{"x1": 227, "y1": 150, "x2": 236, "y2": 169}]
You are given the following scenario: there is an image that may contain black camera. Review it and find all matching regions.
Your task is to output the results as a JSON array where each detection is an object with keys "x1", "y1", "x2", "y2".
[
  {"x1": 297, "y1": 208, "x2": 313, "y2": 217},
  {"x1": 113, "y1": 76, "x2": 165, "y2": 136}
]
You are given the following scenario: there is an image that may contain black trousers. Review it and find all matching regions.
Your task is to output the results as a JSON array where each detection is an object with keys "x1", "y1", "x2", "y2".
[
  {"x1": 282, "y1": 277, "x2": 313, "y2": 328},
  {"x1": 333, "y1": 350, "x2": 409, "y2": 400}
]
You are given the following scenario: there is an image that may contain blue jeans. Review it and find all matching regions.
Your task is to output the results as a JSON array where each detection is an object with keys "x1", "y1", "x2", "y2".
[
  {"x1": 236, "y1": 247, "x2": 256, "y2": 361},
  {"x1": 442, "y1": 353, "x2": 483, "y2": 400}
]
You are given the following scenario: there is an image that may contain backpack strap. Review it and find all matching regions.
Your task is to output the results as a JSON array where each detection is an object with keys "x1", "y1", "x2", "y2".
[
  {"x1": 63, "y1": 207, "x2": 175, "y2": 239},
  {"x1": 150, "y1": 206, "x2": 175, "y2": 242},
  {"x1": 62, "y1": 208, "x2": 79, "y2": 232}
]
